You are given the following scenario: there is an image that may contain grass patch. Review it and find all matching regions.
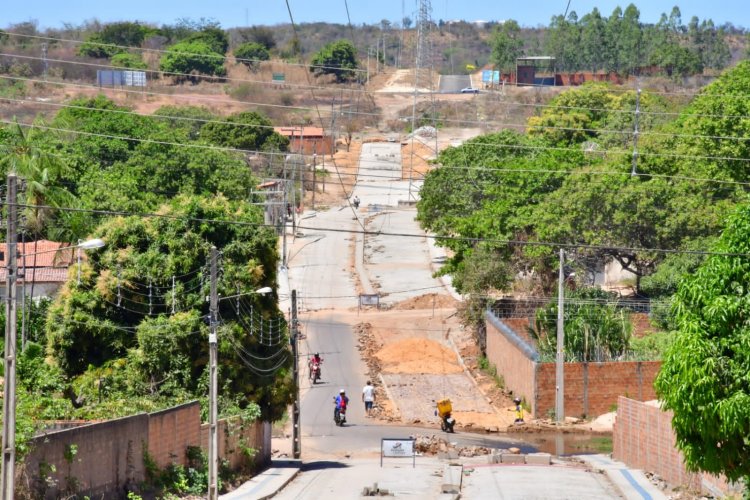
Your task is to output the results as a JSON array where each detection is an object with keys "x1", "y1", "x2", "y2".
[{"x1": 478, "y1": 355, "x2": 505, "y2": 389}]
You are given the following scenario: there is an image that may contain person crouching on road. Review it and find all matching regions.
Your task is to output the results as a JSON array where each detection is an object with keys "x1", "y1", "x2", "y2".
[{"x1": 362, "y1": 380, "x2": 375, "y2": 417}]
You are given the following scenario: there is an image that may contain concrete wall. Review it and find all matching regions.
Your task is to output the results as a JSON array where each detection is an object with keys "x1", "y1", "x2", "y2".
[
  {"x1": 20, "y1": 402, "x2": 270, "y2": 498},
  {"x1": 535, "y1": 361, "x2": 660, "y2": 418},
  {"x1": 613, "y1": 397, "x2": 740, "y2": 497},
  {"x1": 485, "y1": 311, "x2": 660, "y2": 419}
]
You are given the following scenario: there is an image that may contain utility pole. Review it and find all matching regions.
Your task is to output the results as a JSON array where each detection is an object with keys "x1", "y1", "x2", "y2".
[
  {"x1": 207, "y1": 246, "x2": 219, "y2": 500},
  {"x1": 41, "y1": 43, "x2": 48, "y2": 81},
  {"x1": 291, "y1": 290, "x2": 301, "y2": 459},
  {"x1": 2, "y1": 173, "x2": 18, "y2": 500},
  {"x1": 312, "y1": 154, "x2": 317, "y2": 210},
  {"x1": 555, "y1": 248, "x2": 565, "y2": 424}
]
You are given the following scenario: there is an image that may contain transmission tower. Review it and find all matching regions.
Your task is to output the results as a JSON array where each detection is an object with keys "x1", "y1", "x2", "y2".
[
  {"x1": 408, "y1": 0, "x2": 434, "y2": 201},
  {"x1": 415, "y1": 0, "x2": 432, "y2": 72}
]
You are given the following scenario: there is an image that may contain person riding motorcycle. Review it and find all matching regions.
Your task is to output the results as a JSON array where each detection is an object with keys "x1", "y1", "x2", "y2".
[
  {"x1": 308, "y1": 353, "x2": 323, "y2": 380},
  {"x1": 334, "y1": 389, "x2": 349, "y2": 425}
]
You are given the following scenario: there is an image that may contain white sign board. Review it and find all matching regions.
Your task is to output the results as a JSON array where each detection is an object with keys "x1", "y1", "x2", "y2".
[{"x1": 381, "y1": 438, "x2": 416, "y2": 467}]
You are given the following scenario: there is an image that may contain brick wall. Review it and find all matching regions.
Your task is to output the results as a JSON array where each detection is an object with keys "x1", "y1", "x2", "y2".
[
  {"x1": 23, "y1": 414, "x2": 149, "y2": 499},
  {"x1": 485, "y1": 312, "x2": 537, "y2": 412},
  {"x1": 148, "y1": 401, "x2": 201, "y2": 469},
  {"x1": 613, "y1": 397, "x2": 740, "y2": 496},
  {"x1": 485, "y1": 310, "x2": 660, "y2": 419},
  {"x1": 20, "y1": 402, "x2": 271, "y2": 498},
  {"x1": 535, "y1": 361, "x2": 660, "y2": 418},
  {"x1": 200, "y1": 418, "x2": 270, "y2": 470}
]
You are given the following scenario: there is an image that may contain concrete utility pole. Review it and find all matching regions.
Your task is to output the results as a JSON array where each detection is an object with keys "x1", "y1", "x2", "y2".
[
  {"x1": 555, "y1": 248, "x2": 565, "y2": 424},
  {"x1": 291, "y1": 290, "x2": 301, "y2": 459},
  {"x1": 208, "y1": 246, "x2": 219, "y2": 500},
  {"x1": 312, "y1": 154, "x2": 317, "y2": 210},
  {"x1": 1, "y1": 174, "x2": 18, "y2": 500}
]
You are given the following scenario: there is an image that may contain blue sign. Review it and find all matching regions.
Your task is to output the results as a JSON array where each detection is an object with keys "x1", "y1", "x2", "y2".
[{"x1": 481, "y1": 70, "x2": 500, "y2": 83}]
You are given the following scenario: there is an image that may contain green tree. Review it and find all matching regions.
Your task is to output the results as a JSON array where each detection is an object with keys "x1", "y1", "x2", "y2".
[
  {"x1": 310, "y1": 39, "x2": 358, "y2": 82},
  {"x1": 110, "y1": 52, "x2": 147, "y2": 69},
  {"x1": 655, "y1": 203, "x2": 750, "y2": 484},
  {"x1": 200, "y1": 111, "x2": 288, "y2": 152},
  {"x1": 159, "y1": 41, "x2": 227, "y2": 82},
  {"x1": 618, "y1": 4, "x2": 643, "y2": 75},
  {"x1": 234, "y1": 42, "x2": 271, "y2": 70},
  {"x1": 185, "y1": 26, "x2": 229, "y2": 55},
  {"x1": 579, "y1": 8, "x2": 607, "y2": 71},
  {"x1": 46, "y1": 194, "x2": 293, "y2": 420},
  {"x1": 489, "y1": 20, "x2": 523, "y2": 73},
  {"x1": 77, "y1": 33, "x2": 122, "y2": 58}
]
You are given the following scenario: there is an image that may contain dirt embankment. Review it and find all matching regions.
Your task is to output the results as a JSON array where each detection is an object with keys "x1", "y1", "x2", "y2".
[
  {"x1": 355, "y1": 322, "x2": 397, "y2": 421},
  {"x1": 375, "y1": 338, "x2": 463, "y2": 375}
]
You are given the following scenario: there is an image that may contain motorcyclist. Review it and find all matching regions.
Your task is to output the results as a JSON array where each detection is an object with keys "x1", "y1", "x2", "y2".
[
  {"x1": 334, "y1": 389, "x2": 349, "y2": 424},
  {"x1": 309, "y1": 352, "x2": 323, "y2": 377},
  {"x1": 352, "y1": 196, "x2": 360, "y2": 209}
]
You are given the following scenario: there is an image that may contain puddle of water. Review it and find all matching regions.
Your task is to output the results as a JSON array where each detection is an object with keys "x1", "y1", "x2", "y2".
[{"x1": 519, "y1": 432, "x2": 613, "y2": 456}]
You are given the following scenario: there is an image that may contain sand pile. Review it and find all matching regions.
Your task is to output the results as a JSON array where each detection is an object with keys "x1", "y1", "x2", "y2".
[
  {"x1": 392, "y1": 293, "x2": 458, "y2": 311},
  {"x1": 375, "y1": 338, "x2": 463, "y2": 374}
]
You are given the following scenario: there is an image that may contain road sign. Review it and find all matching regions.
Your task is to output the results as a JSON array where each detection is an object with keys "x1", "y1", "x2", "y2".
[
  {"x1": 381, "y1": 438, "x2": 416, "y2": 467},
  {"x1": 359, "y1": 294, "x2": 380, "y2": 309}
]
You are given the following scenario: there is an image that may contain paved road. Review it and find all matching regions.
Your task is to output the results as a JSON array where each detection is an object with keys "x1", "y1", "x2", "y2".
[
  {"x1": 271, "y1": 138, "x2": 632, "y2": 499},
  {"x1": 439, "y1": 74, "x2": 472, "y2": 93}
]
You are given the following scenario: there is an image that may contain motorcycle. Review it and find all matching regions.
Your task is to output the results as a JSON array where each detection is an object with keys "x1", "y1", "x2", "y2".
[
  {"x1": 436, "y1": 399, "x2": 456, "y2": 433},
  {"x1": 309, "y1": 362, "x2": 321, "y2": 384},
  {"x1": 333, "y1": 399, "x2": 347, "y2": 426}
]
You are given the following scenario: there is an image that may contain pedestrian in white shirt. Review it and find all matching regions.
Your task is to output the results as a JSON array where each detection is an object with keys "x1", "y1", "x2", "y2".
[{"x1": 362, "y1": 380, "x2": 375, "y2": 417}]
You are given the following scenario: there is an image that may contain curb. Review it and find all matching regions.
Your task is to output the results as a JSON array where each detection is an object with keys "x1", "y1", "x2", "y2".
[{"x1": 256, "y1": 468, "x2": 300, "y2": 500}]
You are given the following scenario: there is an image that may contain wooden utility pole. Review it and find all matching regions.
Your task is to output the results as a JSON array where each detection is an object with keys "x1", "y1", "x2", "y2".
[
  {"x1": 208, "y1": 246, "x2": 219, "y2": 500},
  {"x1": 291, "y1": 290, "x2": 301, "y2": 459},
  {"x1": 2, "y1": 174, "x2": 18, "y2": 500},
  {"x1": 555, "y1": 249, "x2": 565, "y2": 424}
]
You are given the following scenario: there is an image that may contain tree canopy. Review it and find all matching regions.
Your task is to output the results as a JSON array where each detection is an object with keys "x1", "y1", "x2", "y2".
[
  {"x1": 310, "y1": 39, "x2": 358, "y2": 82},
  {"x1": 159, "y1": 40, "x2": 227, "y2": 81},
  {"x1": 655, "y1": 203, "x2": 750, "y2": 483}
]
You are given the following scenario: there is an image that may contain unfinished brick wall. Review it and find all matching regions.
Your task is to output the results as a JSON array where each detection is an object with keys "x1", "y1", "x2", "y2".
[
  {"x1": 535, "y1": 361, "x2": 660, "y2": 418},
  {"x1": 148, "y1": 401, "x2": 201, "y2": 469},
  {"x1": 485, "y1": 310, "x2": 660, "y2": 419},
  {"x1": 485, "y1": 313, "x2": 536, "y2": 412},
  {"x1": 613, "y1": 397, "x2": 739, "y2": 496}
]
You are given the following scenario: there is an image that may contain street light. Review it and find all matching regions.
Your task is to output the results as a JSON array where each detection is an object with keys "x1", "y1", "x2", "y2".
[
  {"x1": 2, "y1": 236, "x2": 105, "y2": 500},
  {"x1": 77, "y1": 238, "x2": 106, "y2": 285},
  {"x1": 207, "y1": 262, "x2": 273, "y2": 500}
]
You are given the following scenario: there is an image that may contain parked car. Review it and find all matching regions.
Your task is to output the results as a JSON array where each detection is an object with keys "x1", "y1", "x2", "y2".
[{"x1": 460, "y1": 87, "x2": 479, "y2": 94}]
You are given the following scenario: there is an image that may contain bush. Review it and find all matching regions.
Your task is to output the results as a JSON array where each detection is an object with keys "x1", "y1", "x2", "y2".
[
  {"x1": 159, "y1": 41, "x2": 226, "y2": 82},
  {"x1": 234, "y1": 42, "x2": 270, "y2": 70},
  {"x1": 310, "y1": 39, "x2": 358, "y2": 82},
  {"x1": 110, "y1": 53, "x2": 147, "y2": 70},
  {"x1": 78, "y1": 34, "x2": 122, "y2": 58}
]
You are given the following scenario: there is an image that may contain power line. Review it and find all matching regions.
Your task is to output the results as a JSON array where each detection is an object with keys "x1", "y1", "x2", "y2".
[
  {"x1": 4, "y1": 72, "x2": 750, "y2": 150},
  {"x1": 14, "y1": 202, "x2": 750, "y2": 258},
  {"x1": 4, "y1": 117, "x2": 750, "y2": 178}
]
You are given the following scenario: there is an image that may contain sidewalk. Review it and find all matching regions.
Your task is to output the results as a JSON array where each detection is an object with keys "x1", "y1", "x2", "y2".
[
  {"x1": 220, "y1": 460, "x2": 301, "y2": 500},
  {"x1": 577, "y1": 454, "x2": 668, "y2": 500}
]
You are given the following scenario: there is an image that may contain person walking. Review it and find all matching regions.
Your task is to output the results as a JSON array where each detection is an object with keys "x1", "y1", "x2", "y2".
[{"x1": 362, "y1": 380, "x2": 375, "y2": 417}]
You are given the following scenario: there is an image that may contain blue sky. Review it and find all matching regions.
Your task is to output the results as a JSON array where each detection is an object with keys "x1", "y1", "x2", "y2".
[{"x1": 4, "y1": 1, "x2": 749, "y2": 30}]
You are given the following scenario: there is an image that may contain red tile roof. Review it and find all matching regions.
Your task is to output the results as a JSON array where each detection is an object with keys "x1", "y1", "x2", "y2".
[{"x1": 0, "y1": 240, "x2": 75, "y2": 283}]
